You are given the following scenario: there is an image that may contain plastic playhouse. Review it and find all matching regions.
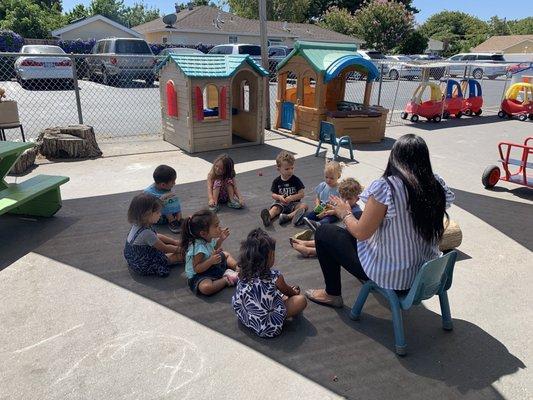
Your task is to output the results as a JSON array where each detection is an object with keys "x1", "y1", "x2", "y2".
[
  {"x1": 274, "y1": 41, "x2": 388, "y2": 143},
  {"x1": 460, "y1": 79, "x2": 483, "y2": 116},
  {"x1": 498, "y1": 82, "x2": 533, "y2": 121},
  {"x1": 482, "y1": 137, "x2": 532, "y2": 188},
  {"x1": 157, "y1": 54, "x2": 268, "y2": 153}
]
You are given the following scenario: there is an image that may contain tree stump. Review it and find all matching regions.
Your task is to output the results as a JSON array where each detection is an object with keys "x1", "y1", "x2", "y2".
[
  {"x1": 38, "y1": 125, "x2": 102, "y2": 159},
  {"x1": 10, "y1": 146, "x2": 38, "y2": 175},
  {"x1": 439, "y1": 220, "x2": 462, "y2": 251}
]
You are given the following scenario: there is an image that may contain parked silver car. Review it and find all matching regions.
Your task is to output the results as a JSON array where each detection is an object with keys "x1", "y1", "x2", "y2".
[
  {"x1": 208, "y1": 44, "x2": 262, "y2": 63},
  {"x1": 87, "y1": 38, "x2": 155, "y2": 86},
  {"x1": 356, "y1": 50, "x2": 390, "y2": 76},
  {"x1": 445, "y1": 53, "x2": 507, "y2": 79},
  {"x1": 15, "y1": 45, "x2": 74, "y2": 89},
  {"x1": 385, "y1": 55, "x2": 422, "y2": 80}
]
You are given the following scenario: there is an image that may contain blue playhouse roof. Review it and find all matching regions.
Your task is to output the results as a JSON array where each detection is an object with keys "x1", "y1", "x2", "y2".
[{"x1": 157, "y1": 54, "x2": 269, "y2": 78}]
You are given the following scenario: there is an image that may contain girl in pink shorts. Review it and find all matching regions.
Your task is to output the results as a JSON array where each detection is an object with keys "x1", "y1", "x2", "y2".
[{"x1": 207, "y1": 154, "x2": 245, "y2": 212}]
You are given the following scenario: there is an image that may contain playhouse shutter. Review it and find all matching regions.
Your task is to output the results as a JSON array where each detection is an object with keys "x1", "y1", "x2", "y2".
[
  {"x1": 219, "y1": 86, "x2": 227, "y2": 120},
  {"x1": 195, "y1": 86, "x2": 204, "y2": 121},
  {"x1": 166, "y1": 81, "x2": 178, "y2": 118}
]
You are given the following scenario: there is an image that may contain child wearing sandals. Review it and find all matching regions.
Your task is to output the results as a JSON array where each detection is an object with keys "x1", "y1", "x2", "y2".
[
  {"x1": 207, "y1": 154, "x2": 245, "y2": 212},
  {"x1": 301, "y1": 160, "x2": 343, "y2": 227},
  {"x1": 232, "y1": 228, "x2": 307, "y2": 338},
  {"x1": 291, "y1": 177, "x2": 363, "y2": 258},
  {"x1": 182, "y1": 209, "x2": 239, "y2": 295},
  {"x1": 260, "y1": 150, "x2": 308, "y2": 227},
  {"x1": 124, "y1": 193, "x2": 183, "y2": 277}
]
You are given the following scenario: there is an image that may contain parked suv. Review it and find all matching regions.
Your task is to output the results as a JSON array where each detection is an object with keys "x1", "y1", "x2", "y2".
[
  {"x1": 356, "y1": 50, "x2": 389, "y2": 77},
  {"x1": 268, "y1": 45, "x2": 292, "y2": 75},
  {"x1": 445, "y1": 53, "x2": 507, "y2": 79},
  {"x1": 208, "y1": 44, "x2": 262, "y2": 62},
  {"x1": 87, "y1": 38, "x2": 155, "y2": 86}
]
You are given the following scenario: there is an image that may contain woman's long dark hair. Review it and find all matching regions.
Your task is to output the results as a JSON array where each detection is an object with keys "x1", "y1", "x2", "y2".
[
  {"x1": 181, "y1": 209, "x2": 216, "y2": 253},
  {"x1": 238, "y1": 228, "x2": 276, "y2": 281},
  {"x1": 383, "y1": 134, "x2": 447, "y2": 243}
]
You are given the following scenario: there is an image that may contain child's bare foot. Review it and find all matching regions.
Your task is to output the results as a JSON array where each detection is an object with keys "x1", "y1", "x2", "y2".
[{"x1": 292, "y1": 243, "x2": 316, "y2": 258}]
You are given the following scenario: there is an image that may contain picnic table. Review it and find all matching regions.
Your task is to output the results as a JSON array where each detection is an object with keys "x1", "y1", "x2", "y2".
[{"x1": 0, "y1": 141, "x2": 69, "y2": 217}]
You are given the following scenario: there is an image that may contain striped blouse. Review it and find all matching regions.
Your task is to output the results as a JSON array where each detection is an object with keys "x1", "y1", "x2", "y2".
[{"x1": 357, "y1": 175, "x2": 455, "y2": 290}]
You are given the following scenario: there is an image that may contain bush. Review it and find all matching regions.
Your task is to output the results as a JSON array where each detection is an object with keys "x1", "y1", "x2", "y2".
[
  {"x1": 149, "y1": 42, "x2": 214, "y2": 55},
  {"x1": 0, "y1": 29, "x2": 24, "y2": 52},
  {"x1": 58, "y1": 38, "x2": 96, "y2": 54}
]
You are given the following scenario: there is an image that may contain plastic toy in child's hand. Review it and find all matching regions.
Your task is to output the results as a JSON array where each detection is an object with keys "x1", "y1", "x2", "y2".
[{"x1": 314, "y1": 203, "x2": 325, "y2": 214}]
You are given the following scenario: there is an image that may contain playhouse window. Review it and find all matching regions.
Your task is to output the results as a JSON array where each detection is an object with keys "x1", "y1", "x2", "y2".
[
  {"x1": 240, "y1": 80, "x2": 250, "y2": 112},
  {"x1": 203, "y1": 84, "x2": 220, "y2": 118},
  {"x1": 166, "y1": 80, "x2": 178, "y2": 118},
  {"x1": 284, "y1": 71, "x2": 297, "y2": 103}
]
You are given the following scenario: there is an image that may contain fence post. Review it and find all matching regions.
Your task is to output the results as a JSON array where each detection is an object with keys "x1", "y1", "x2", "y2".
[
  {"x1": 377, "y1": 63, "x2": 384, "y2": 106},
  {"x1": 388, "y1": 63, "x2": 402, "y2": 124},
  {"x1": 71, "y1": 55, "x2": 84, "y2": 125}
]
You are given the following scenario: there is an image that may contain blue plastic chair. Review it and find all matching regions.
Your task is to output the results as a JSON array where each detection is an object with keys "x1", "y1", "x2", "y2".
[
  {"x1": 350, "y1": 251, "x2": 457, "y2": 356},
  {"x1": 315, "y1": 121, "x2": 354, "y2": 161}
]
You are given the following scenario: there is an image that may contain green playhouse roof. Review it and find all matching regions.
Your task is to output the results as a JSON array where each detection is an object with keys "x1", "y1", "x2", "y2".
[
  {"x1": 157, "y1": 54, "x2": 269, "y2": 78},
  {"x1": 276, "y1": 41, "x2": 379, "y2": 81}
]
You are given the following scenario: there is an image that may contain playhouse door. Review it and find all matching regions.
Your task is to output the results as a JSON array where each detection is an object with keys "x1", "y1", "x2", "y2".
[{"x1": 281, "y1": 101, "x2": 294, "y2": 130}]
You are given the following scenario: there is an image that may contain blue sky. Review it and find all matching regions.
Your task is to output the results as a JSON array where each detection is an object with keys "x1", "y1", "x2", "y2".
[{"x1": 61, "y1": 0, "x2": 530, "y2": 23}]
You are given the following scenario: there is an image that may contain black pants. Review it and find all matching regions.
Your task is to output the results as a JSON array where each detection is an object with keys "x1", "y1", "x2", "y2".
[{"x1": 315, "y1": 224, "x2": 369, "y2": 296}]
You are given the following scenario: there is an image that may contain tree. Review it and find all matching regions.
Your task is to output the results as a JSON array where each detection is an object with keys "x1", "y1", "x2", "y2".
[
  {"x1": 318, "y1": 7, "x2": 356, "y2": 36},
  {"x1": 228, "y1": 0, "x2": 310, "y2": 23},
  {"x1": 308, "y1": 0, "x2": 416, "y2": 22},
  {"x1": 0, "y1": 0, "x2": 64, "y2": 38},
  {"x1": 395, "y1": 30, "x2": 428, "y2": 54},
  {"x1": 65, "y1": 4, "x2": 90, "y2": 23},
  {"x1": 351, "y1": 0, "x2": 414, "y2": 53},
  {"x1": 489, "y1": 16, "x2": 511, "y2": 36},
  {"x1": 419, "y1": 11, "x2": 489, "y2": 56},
  {"x1": 89, "y1": 0, "x2": 124, "y2": 23},
  {"x1": 507, "y1": 17, "x2": 533, "y2": 35},
  {"x1": 122, "y1": 3, "x2": 160, "y2": 28}
]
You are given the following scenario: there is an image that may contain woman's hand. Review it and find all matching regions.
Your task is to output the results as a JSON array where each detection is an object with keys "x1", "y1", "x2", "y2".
[{"x1": 329, "y1": 195, "x2": 351, "y2": 218}]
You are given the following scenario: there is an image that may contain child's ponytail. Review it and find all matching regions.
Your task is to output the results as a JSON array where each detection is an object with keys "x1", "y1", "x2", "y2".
[{"x1": 180, "y1": 209, "x2": 216, "y2": 253}]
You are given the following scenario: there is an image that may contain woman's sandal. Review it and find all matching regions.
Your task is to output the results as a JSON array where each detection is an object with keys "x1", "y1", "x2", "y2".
[{"x1": 305, "y1": 289, "x2": 344, "y2": 308}]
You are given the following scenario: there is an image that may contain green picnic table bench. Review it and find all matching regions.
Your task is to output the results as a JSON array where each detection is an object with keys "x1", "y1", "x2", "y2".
[{"x1": 0, "y1": 141, "x2": 69, "y2": 217}]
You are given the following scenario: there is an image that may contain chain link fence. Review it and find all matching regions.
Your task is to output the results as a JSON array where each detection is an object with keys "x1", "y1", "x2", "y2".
[{"x1": 1, "y1": 51, "x2": 529, "y2": 143}]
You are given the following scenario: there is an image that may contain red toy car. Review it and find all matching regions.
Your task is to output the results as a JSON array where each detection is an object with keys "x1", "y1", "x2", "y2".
[
  {"x1": 461, "y1": 79, "x2": 483, "y2": 116},
  {"x1": 442, "y1": 79, "x2": 463, "y2": 119},
  {"x1": 498, "y1": 83, "x2": 533, "y2": 121},
  {"x1": 401, "y1": 82, "x2": 445, "y2": 122},
  {"x1": 482, "y1": 137, "x2": 533, "y2": 188}
]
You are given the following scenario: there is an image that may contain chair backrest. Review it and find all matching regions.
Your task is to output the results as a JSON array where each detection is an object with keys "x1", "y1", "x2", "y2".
[
  {"x1": 319, "y1": 121, "x2": 336, "y2": 143},
  {"x1": 401, "y1": 251, "x2": 457, "y2": 308}
]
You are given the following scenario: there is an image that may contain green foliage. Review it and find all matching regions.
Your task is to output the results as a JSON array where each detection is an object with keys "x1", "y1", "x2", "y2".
[
  {"x1": 87, "y1": 0, "x2": 159, "y2": 27},
  {"x1": 0, "y1": 0, "x2": 64, "y2": 39},
  {"x1": 352, "y1": 0, "x2": 414, "y2": 53},
  {"x1": 65, "y1": 4, "x2": 90, "y2": 23},
  {"x1": 228, "y1": 0, "x2": 310, "y2": 23},
  {"x1": 419, "y1": 11, "x2": 489, "y2": 57},
  {"x1": 318, "y1": 7, "x2": 356, "y2": 36},
  {"x1": 89, "y1": 0, "x2": 124, "y2": 23},
  {"x1": 507, "y1": 17, "x2": 533, "y2": 35},
  {"x1": 395, "y1": 30, "x2": 428, "y2": 55},
  {"x1": 121, "y1": 4, "x2": 160, "y2": 28},
  {"x1": 488, "y1": 16, "x2": 511, "y2": 36},
  {"x1": 307, "y1": 0, "x2": 416, "y2": 20}
]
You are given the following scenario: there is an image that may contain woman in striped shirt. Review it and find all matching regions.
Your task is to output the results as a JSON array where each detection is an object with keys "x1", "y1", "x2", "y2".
[{"x1": 305, "y1": 134, "x2": 455, "y2": 308}]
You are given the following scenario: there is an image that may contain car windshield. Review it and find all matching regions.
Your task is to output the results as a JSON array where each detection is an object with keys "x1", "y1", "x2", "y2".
[
  {"x1": 23, "y1": 46, "x2": 65, "y2": 54},
  {"x1": 238, "y1": 46, "x2": 261, "y2": 56},
  {"x1": 115, "y1": 40, "x2": 152, "y2": 54},
  {"x1": 366, "y1": 51, "x2": 386, "y2": 59}
]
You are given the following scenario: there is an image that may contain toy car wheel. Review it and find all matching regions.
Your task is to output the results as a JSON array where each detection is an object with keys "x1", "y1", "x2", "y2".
[
  {"x1": 528, "y1": 114, "x2": 533, "y2": 120},
  {"x1": 507, "y1": 113, "x2": 513, "y2": 119},
  {"x1": 464, "y1": 109, "x2": 472, "y2": 116},
  {"x1": 482, "y1": 165, "x2": 500, "y2": 188},
  {"x1": 400, "y1": 112, "x2": 408, "y2": 120},
  {"x1": 456, "y1": 111, "x2": 462, "y2": 118},
  {"x1": 475, "y1": 109, "x2": 482, "y2": 116},
  {"x1": 433, "y1": 115, "x2": 442, "y2": 123},
  {"x1": 518, "y1": 114, "x2": 527, "y2": 121},
  {"x1": 497, "y1": 110, "x2": 505, "y2": 118},
  {"x1": 410, "y1": 114, "x2": 419, "y2": 122},
  {"x1": 442, "y1": 111, "x2": 450, "y2": 119}
]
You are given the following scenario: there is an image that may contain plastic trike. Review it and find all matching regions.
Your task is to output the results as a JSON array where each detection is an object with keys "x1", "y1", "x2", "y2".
[
  {"x1": 482, "y1": 137, "x2": 533, "y2": 188},
  {"x1": 497, "y1": 82, "x2": 533, "y2": 121}
]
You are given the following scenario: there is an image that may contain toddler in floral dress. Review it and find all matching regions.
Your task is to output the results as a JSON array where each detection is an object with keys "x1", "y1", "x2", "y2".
[{"x1": 232, "y1": 228, "x2": 307, "y2": 338}]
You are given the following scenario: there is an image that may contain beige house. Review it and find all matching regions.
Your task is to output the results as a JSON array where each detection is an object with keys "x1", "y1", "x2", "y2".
[
  {"x1": 133, "y1": 6, "x2": 362, "y2": 47},
  {"x1": 51, "y1": 14, "x2": 143, "y2": 41},
  {"x1": 472, "y1": 35, "x2": 533, "y2": 54}
]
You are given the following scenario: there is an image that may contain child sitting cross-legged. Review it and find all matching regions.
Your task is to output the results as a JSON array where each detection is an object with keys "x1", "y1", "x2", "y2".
[
  {"x1": 292, "y1": 177, "x2": 363, "y2": 258},
  {"x1": 124, "y1": 193, "x2": 183, "y2": 277},
  {"x1": 144, "y1": 165, "x2": 182, "y2": 233},
  {"x1": 182, "y1": 209, "x2": 239, "y2": 296},
  {"x1": 207, "y1": 154, "x2": 245, "y2": 212},
  {"x1": 260, "y1": 150, "x2": 308, "y2": 227},
  {"x1": 232, "y1": 228, "x2": 307, "y2": 338}
]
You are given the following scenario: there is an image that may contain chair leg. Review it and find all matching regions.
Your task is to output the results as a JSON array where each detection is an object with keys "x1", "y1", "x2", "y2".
[
  {"x1": 19, "y1": 125, "x2": 26, "y2": 142},
  {"x1": 333, "y1": 142, "x2": 340, "y2": 161},
  {"x1": 384, "y1": 289, "x2": 407, "y2": 356},
  {"x1": 350, "y1": 282, "x2": 373, "y2": 320},
  {"x1": 315, "y1": 141, "x2": 323, "y2": 157},
  {"x1": 348, "y1": 142, "x2": 354, "y2": 160},
  {"x1": 0, "y1": 129, "x2": 5, "y2": 141},
  {"x1": 439, "y1": 291, "x2": 453, "y2": 331}
]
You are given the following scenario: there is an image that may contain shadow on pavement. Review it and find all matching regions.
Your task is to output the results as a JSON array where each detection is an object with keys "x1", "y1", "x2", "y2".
[
  {"x1": 401, "y1": 115, "x2": 507, "y2": 131},
  {"x1": 0, "y1": 154, "x2": 525, "y2": 399}
]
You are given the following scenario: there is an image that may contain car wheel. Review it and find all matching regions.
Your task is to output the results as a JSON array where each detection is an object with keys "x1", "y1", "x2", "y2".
[
  {"x1": 528, "y1": 114, "x2": 533, "y2": 120},
  {"x1": 443, "y1": 111, "x2": 450, "y2": 119},
  {"x1": 497, "y1": 110, "x2": 505, "y2": 118},
  {"x1": 464, "y1": 109, "x2": 472, "y2": 116},
  {"x1": 482, "y1": 165, "x2": 500, "y2": 188},
  {"x1": 434, "y1": 115, "x2": 442, "y2": 123},
  {"x1": 389, "y1": 69, "x2": 399, "y2": 80},
  {"x1": 400, "y1": 112, "x2": 408, "y2": 120},
  {"x1": 102, "y1": 69, "x2": 117, "y2": 86},
  {"x1": 410, "y1": 114, "x2": 419, "y2": 122},
  {"x1": 475, "y1": 109, "x2": 482, "y2": 116},
  {"x1": 473, "y1": 68, "x2": 483, "y2": 79},
  {"x1": 518, "y1": 114, "x2": 527, "y2": 121},
  {"x1": 456, "y1": 111, "x2": 462, "y2": 119}
]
